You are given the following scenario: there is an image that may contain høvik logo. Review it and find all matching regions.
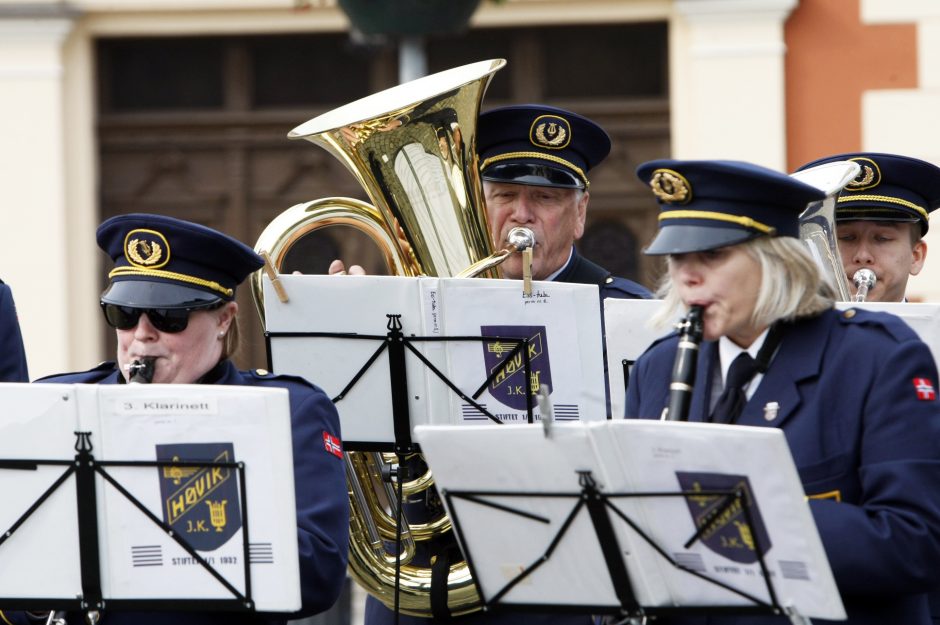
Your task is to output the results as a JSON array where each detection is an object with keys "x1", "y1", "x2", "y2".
[
  {"x1": 675, "y1": 471, "x2": 771, "y2": 564},
  {"x1": 481, "y1": 325, "x2": 553, "y2": 411},
  {"x1": 157, "y1": 442, "x2": 242, "y2": 551}
]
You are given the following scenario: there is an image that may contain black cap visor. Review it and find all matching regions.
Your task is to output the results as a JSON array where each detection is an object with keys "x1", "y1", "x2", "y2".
[
  {"x1": 837, "y1": 210, "x2": 925, "y2": 234},
  {"x1": 101, "y1": 280, "x2": 224, "y2": 309},
  {"x1": 836, "y1": 212, "x2": 920, "y2": 223},
  {"x1": 482, "y1": 162, "x2": 584, "y2": 189},
  {"x1": 644, "y1": 225, "x2": 764, "y2": 256}
]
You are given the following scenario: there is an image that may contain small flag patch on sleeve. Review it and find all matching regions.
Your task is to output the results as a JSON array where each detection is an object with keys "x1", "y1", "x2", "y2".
[
  {"x1": 323, "y1": 431, "x2": 343, "y2": 458},
  {"x1": 914, "y1": 378, "x2": 936, "y2": 401}
]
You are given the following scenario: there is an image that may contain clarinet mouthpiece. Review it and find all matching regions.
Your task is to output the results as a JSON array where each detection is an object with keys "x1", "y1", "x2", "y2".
[{"x1": 125, "y1": 357, "x2": 156, "y2": 384}]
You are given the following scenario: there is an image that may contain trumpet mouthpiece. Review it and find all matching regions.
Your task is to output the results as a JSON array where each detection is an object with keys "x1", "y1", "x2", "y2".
[
  {"x1": 507, "y1": 227, "x2": 535, "y2": 251},
  {"x1": 853, "y1": 268, "x2": 876, "y2": 289}
]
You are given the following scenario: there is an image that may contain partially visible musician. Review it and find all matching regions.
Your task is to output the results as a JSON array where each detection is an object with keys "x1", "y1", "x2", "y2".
[
  {"x1": 626, "y1": 159, "x2": 940, "y2": 624},
  {"x1": 0, "y1": 214, "x2": 349, "y2": 625},
  {"x1": 0, "y1": 278, "x2": 28, "y2": 381},
  {"x1": 797, "y1": 153, "x2": 940, "y2": 621},
  {"x1": 797, "y1": 152, "x2": 940, "y2": 302}
]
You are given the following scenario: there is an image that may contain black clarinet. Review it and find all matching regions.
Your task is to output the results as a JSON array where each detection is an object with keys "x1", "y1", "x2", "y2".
[
  {"x1": 126, "y1": 357, "x2": 156, "y2": 384},
  {"x1": 663, "y1": 305, "x2": 704, "y2": 422}
]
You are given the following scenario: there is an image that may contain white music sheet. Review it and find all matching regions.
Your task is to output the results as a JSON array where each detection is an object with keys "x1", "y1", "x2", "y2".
[
  {"x1": 603, "y1": 299, "x2": 674, "y2": 419},
  {"x1": 265, "y1": 274, "x2": 606, "y2": 447},
  {"x1": 0, "y1": 384, "x2": 300, "y2": 612},
  {"x1": 414, "y1": 420, "x2": 846, "y2": 620},
  {"x1": 0, "y1": 384, "x2": 82, "y2": 599}
]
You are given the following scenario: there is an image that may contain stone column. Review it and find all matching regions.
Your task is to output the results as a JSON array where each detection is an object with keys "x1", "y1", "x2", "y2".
[
  {"x1": 670, "y1": 0, "x2": 797, "y2": 169},
  {"x1": 0, "y1": 2, "x2": 94, "y2": 378}
]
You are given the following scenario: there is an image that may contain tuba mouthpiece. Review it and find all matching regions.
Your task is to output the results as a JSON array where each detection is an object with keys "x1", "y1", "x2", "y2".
[
  {"x1": 506, "y1": 227, "x2": 535, "y2": 251},
  {"x1": 852, "y1": 268, "x2": 877, "y2": 302}
]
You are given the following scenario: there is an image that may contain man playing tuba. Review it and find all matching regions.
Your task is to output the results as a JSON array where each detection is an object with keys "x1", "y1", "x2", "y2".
[{"x1": 359, "y1": 104, "x2": 651, "y2": 625}]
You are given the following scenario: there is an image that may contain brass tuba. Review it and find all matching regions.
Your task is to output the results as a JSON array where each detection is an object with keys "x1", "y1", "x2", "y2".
[
  {"x1": 792, "y1": 160, "x2": 861, "y2": 301},
  {"x1": 251, "y1": 59, "x2": 508, "y2": 617}
]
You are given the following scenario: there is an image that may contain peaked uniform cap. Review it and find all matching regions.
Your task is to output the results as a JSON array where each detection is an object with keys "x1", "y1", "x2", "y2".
[
  {"x1": 478, "y1": 104, "x2": 611, "y2": 189},
  {"x1": 796, "y1": 152, "x2": 940, "y2": 235},
  {"x1": 637, "y1": 159, "x2": 826, "y2": 255},
  {"x1": 97, "y1": 213, "x2": 264, "y2": 308}
]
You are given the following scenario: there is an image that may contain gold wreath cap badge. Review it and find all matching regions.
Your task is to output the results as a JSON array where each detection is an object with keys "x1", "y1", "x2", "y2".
[
  {"x1": 124, "y1": 228, "x2": 170, "y2": 269},
  {"x1": 845, "y1": 157, "x2": 881, "y2": 192},
  {"x1": 650, "y1": 168, "x2": 692, "y2": 205},
  {"x1": 529, "y1": 114, "x2": 572, "y2": 150}
]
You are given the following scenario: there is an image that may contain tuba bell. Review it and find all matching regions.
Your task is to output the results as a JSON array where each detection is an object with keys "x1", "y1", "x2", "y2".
[
  {"x1": 792, "y1": 160, "x2": 861, "y2": 301},
  {"x1": 251, "y1": 59, "x2": 509, "y2": 618}
]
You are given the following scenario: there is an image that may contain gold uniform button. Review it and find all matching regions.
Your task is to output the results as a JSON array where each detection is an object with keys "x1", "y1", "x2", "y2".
[
  {"x1": 255, "y1": 368, "x2": 270, "y2": 376},
  {"x1": 843, "y1": 309, "x2": 856, "y2": 319}
]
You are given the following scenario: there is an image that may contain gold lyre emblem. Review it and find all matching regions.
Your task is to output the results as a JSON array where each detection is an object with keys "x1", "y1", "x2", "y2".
[
  {"x1": 206, "y1": 499, "x2": 228, "y2": 533},
  {"x1": 124, "y1": 228, "x2": 170, "y2": 268},
  {"x1": 530, "y1": 115, "x2": 571, "y2": 149},
  {"x1": 650, "y1": 169, "x2": 692, "y2": 204},
  {"x1": 163, "y1": 455, "x2": 198, "y2": 486},
  {"x1": 846, "y1": 157, "x2": 881, "y2": 191}
]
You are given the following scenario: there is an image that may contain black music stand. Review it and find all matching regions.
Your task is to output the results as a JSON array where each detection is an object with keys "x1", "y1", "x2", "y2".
[
  {"x1": 267, "y1": 312, "x2": 540, "y2": 619},
  {"x1": 267, "y1": 312, "x2": 539, "y2": 454},
  {"x1": 0, "y1": 384, "x2": 299, "y2": 618},
  {"x1": 414, "y1": 420, "x2": 846, "y2": 624},
  {"x1": 443, "y1": 471, "x2": 796, "y2": 622},
  {"x1": 0, "y1": 432, "x2": 254, "y2": 615}
]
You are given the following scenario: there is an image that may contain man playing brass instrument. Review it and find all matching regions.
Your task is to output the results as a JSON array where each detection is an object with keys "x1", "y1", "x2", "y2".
[
  {"x1": 797, "y1": 152, "x2": 940, "y2": 302},
  {"x1": 357, "y1": 105, "x2": 649, "y2": 625},
  {"x1": 475, "y1": 104, "x2": 650, "y2": 300},
  {"x1": 796, "y1": 154, "x2": 940, "y2": 622},
  {"x1": 334, "y1": 104, "x2": 651, "y2": 300}
]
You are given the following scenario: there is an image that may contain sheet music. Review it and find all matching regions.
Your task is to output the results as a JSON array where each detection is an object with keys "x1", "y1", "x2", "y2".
[
  {"x1": 603, "y1": 299, "x2": 674, "y2": 419},
  {"x1": 436, "y1": 277, "x2": 606, "y2": 425},
  {"x1": 414, "y1": 420, "x2": 846, "y2": 620},
  {"x1": 89, "y1": 385, "x2": 299, "y2": 611},
  {"x1": 590, "y1": 420, "x2": 844, "y2": 618},
  {"x1": 265, "y1": 274, "x2": 607, "y2": 447},
  {"x1": 0, "y1": 384, "x2": 300, "y2": 611},
  {"x1": 0, "y1": 384, "x2": 82, "y2": 599}
]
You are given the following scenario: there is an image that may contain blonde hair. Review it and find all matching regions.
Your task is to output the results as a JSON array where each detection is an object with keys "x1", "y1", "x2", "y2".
[{"x1": 653, "y1": 236, "x2": 836, "y2": 329}]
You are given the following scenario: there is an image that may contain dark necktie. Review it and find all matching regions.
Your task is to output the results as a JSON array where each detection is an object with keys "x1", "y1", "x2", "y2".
[{"x1": 710, "y1": 352, "x2": 760, "y2": 424}]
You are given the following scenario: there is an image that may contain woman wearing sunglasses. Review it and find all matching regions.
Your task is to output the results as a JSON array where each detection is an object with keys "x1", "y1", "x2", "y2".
[
  {"x1": 625, "y1": 160, "x2": 940, "y2": 625},
  {"x1": 1, "y1": 214, "x2": 349, "y2": 625}
]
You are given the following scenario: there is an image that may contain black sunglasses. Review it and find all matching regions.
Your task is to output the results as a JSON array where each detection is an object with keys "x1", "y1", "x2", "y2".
[{"x1": 101, "y1": 302, "x2": 223, "y2": 334}]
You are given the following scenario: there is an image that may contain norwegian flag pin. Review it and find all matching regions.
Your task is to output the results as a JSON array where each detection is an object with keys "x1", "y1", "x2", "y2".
[
  {"x1": 913, "y1": 378, "x2": 936, "y2": 401},
  {"x1": 323, "y1": 431, "x2": 344, "y2": 458}
]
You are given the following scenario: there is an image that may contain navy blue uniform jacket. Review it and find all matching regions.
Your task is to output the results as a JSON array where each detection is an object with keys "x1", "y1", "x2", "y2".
[
  {"x1": 2, "y1": 359, "x2": 349, "y2": 625},
  {"x1": 365, "y1": 251, "x2": 650, "y2": 625},
  {"x1": 625, "y1": 307, "x2": 940, "y2": 625},
  {"x1": 0, "y1": 281, "x2": 28, "y2": 382}
]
